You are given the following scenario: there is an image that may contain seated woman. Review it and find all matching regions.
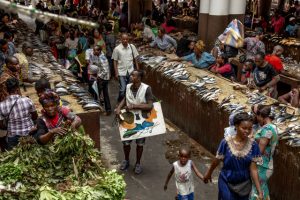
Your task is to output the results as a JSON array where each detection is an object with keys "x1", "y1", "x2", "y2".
[
  {"x1": 176, "y1": 33, "x2": 195, "y2": 57},
  {"x1": 34, "y1": 90, "x2": 81, "y2": 145},
  {"x1": 210, "y1": 54, "x2": 235, "y2": 80},
  {"x1": 175, "y1": 40, "x2": 215, "y2": 69}
]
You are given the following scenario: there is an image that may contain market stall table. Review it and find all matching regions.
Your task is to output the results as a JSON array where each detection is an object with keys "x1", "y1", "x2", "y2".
[{"x1": 137, "y1": 47, "x2": 300, "y2": 200}]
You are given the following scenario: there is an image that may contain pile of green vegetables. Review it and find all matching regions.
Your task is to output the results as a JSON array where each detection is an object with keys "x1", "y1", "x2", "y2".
[{"x1": 0, "y1": 130, "x2": 126, "y2": 200}]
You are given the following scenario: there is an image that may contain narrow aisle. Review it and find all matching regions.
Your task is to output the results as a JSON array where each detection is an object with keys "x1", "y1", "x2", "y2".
[{"x1": 100, "y1": 80, "x2": 219, "y2": 200}]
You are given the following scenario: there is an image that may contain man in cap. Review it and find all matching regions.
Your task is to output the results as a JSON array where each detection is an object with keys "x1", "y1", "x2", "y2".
[{"x1": 285, "y1": 17, "x2": 299, "y2": 37}]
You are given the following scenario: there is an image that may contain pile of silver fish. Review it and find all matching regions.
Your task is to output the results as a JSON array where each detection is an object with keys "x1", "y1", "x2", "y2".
[
  {"x1": 55, "y1": 82, "x2": 101, "y2": 111},
  {"x1": 137, "y1": 54, "x2": 167, "y2": 68},
  {"x1": 161, "y1": 62, "x2": 190, "y2": 81},
  {"x1": 280, "y1": 124, "x2": 300, "y2": 147},
  {"x1": 246, "y1": 91, "x2": 267, "y2": 105}
]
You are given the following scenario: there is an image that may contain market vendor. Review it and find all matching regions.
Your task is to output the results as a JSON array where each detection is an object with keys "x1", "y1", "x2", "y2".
[
  {"x1": 34, "y1": 90, "x2": 81, "y2": 145},
  {"x1": 209, "y1": 54, "x2": 235, "y2": 80},
  {"x1": 241, "y1": 59, "x2": 255, "y2": 86},
  {"x1": 253, "y1": 52, "x2": 280, "y2": 98},
  {"x1": 143, "y1": 19, "x2": 155, "y2": 42},
  {"x1": 149, "y1": 27, "x2": 177, "y2": 52},
  {"x1": 285, "y1": 17, "x2": 299, "y2": 37},
  {"x1": 176, "y1": 32, "x2": 195, "y2": 57},
  {"x1": 174, "y1": 40, "x2": 215, "y2": 69},
  {"x1": 278, "y1": 88, "x2": 300, "y2": 108},
  {"x1": 265, "y1": 45, "x2": 284, "y2": 73}
]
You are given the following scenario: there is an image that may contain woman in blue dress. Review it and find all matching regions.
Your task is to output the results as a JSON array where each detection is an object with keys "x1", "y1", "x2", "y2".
[{"x1": 204, "y1": 112, "x2": 263, "y2": 200}]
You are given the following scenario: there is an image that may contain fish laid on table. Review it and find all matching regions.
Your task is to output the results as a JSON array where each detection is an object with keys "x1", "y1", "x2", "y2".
[
  {"x1": 247, "y1": 92, "x2": 267, "y2": 105},
  {"x1": 83, "y1": 103, "x2": 101, "y2": 111}
]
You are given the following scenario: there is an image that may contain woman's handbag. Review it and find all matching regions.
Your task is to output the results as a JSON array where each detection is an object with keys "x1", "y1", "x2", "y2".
[{"x1": 228, "y1": 179, "x2": 252, "y2": 197}]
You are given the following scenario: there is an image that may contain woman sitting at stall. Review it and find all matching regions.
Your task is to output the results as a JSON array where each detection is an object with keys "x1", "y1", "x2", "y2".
[
  {"x1": 34, "y1": 90, "x2": 81, "y2": 145},
  {"x1": 175, "y1": 40, "x2": 215, "y2": 69},
  {"x1": 210, "y1": 54, "x2": 235, "y2": 80}
]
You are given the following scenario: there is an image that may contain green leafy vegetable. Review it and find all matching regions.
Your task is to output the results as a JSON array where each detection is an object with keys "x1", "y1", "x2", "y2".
[{"x1": 0, "y1": 130, "x2": 126, "y2": 199}]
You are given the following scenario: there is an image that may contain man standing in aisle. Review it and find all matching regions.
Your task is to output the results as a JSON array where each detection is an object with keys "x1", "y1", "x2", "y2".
[
  {"x1": 90, "y1": 45, "x2": 112, "y2": 115},
  {"x1": 112, "y1": 33, "x2": 140, "y2": 103},
  {"x1": 115, "y1": 70, "x2": 154, "y2": 174}
]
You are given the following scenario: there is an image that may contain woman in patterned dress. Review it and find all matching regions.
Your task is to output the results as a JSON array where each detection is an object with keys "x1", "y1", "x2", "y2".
[
  {"x1": 204, "y1": 112, "x2": 263, "y2": 200},
  {"x1": 250, "y1": 105, "x2": 278, "y2": 200}
]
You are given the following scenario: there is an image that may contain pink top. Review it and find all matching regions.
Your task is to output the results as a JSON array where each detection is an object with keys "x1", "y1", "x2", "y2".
[
  {"x1": 271, "y1": 16, "x2": 285, "y2": 33},
  {"x1": 211, "y1": 63, "x2": 232, "y2": 74}
]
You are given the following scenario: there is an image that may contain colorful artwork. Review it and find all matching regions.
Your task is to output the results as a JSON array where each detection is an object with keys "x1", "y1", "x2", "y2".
[{"x1": 119, "y1": 102, "x2": 166, "y2": 141}]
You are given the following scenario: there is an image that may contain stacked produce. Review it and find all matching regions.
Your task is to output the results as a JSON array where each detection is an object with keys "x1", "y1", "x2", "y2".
[{"x1": 0, "y1": 130, "x2": 126, "y2": 200}]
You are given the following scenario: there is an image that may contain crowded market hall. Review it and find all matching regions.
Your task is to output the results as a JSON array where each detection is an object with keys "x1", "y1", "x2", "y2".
[{"x1": 0, "y1": 0, "x2": 299, "y2": 199}]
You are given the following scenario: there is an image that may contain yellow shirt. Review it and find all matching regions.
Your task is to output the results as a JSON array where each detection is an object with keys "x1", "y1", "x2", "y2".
[{"x1": 14, "y1": 52, "x2": 29, "y2": 81}]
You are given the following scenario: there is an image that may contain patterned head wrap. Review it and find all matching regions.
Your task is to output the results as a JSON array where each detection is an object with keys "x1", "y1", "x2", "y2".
[{"x1": 39, "y1": 89, "x2": 60, "y2": 106}]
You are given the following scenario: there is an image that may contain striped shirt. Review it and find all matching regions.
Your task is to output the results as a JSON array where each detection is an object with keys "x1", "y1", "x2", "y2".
[{"x1": 0, "y1": 95, "x2": 36, "y2": 137}]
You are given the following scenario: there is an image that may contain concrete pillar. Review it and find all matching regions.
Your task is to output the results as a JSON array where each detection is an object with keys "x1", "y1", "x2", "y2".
[
  {"x1": 142, "y1": 0, "x2": 152, "y2": 15},
  {"x1": 206, "y1": 0, "x2": 230, "y2": 50},
  {"x1": 228, "y1": 0, "x2": 246, "y2": 22},
  {"x1": 258, "y1": 0, "x2": 272, "y2": 19},
  {"x1": 198, "y1": 0, "x2": 210, "y2": 45},
  {"x1": 128, "y1": 0, "x2": 141, "y2": 25}
]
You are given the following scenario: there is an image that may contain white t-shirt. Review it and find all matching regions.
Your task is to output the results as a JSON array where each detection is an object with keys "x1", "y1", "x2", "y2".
[
  {"x1": 173, "y1": 160, "x2": 194, "y2": 195},
  {"x1": 143, "y1": 26, "x2": 155, "y2": 41},
  {"x1": 65, "y1": 38, "x2": 79, "y2": 50}
]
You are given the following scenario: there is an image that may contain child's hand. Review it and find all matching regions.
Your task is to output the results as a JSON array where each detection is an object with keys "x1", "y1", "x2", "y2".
[
  {"x1": 203, "y1": 173, "x2": 212, "y2": 184},
  {"x1": 163, "y1": 184, "x2": 167, "y2": 191}
]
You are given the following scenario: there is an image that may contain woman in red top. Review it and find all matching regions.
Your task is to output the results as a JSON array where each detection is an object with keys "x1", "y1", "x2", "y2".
[{"x1": 210, "y1": 54, "x2": 235, "y2": 80}]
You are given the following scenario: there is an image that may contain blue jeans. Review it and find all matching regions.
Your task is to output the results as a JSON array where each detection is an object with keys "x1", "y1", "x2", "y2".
[
  {"x1": 118, "y1": 73, "x2": 130, "y2": 102},
  {"x1": 6, "y1": 135, "x2": 21, "y2": 151},
  {"x1": 178, "y1": 192, "x2": 194, "y2": 200}
]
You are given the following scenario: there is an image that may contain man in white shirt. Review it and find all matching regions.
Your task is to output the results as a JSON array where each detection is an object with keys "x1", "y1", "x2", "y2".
[{"x1": 112, "y1": 33, "x2": 140, "y2": 102}]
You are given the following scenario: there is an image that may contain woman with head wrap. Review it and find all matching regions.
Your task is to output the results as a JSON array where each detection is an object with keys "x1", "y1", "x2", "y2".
[
  {"x1": 173, "y1": 40, "x2": 215, "y2": 69},
  {"x1": 34, "y1": 90, "x2": 81, "y2": 144}
]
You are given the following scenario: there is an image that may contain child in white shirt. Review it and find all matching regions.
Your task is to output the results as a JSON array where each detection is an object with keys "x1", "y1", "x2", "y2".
[{"x1": 164, "y1": 146, "x2": 204, "y2": 200}]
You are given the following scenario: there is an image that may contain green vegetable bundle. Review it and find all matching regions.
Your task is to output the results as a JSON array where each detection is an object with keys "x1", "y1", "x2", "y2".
[{"x1": 0, "y1": 130, "x2": 126, "y2": 200}]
